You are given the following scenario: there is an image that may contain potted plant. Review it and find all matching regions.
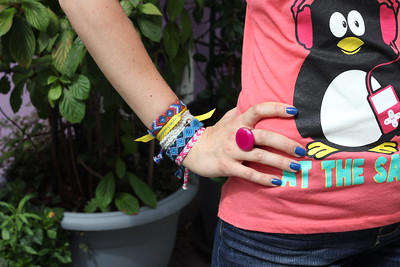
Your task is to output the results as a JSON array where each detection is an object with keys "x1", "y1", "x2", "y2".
[{"x1": 0, "y1": 0, "x2": 198, "y2": 266}]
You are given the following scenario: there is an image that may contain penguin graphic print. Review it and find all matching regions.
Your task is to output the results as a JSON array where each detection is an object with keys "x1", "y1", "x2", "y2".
[{"x1": 292, "y1": 0, "x2": 400, "y2": 159}]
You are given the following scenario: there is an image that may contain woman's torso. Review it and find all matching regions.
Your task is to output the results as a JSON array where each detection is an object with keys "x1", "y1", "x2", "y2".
[{"x1": 218, "y1": 0, "x2": 400, "y2": 234}]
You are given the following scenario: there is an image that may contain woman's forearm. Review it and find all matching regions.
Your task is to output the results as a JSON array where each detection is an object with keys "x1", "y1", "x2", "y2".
[
  {"x1": 59, "y1": 0, "x2": 307, "y2": 185},
  {"x1": 59, "y1": 0, "x2": 177, "y2": 127}
]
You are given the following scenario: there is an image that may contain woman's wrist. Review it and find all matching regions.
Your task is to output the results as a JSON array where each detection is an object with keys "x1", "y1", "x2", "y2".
[{"x1": 136, "y1": 99, "x2": 213, "y2": 189}]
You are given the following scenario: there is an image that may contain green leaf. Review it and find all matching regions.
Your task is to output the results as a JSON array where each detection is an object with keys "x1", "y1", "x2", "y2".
[
  {"x1": 69, "y1": 74, "x2": 90, "y2": 100},
  {"x1": 22, "y1": 213, "x2": 41, "y2": 220},
  {"x1": 0, "y1": 7, "x2": 16, "y2": 37},
  {"x1": 54, "y1": 252, "x2": 72, "y2": 264},
  {"x1": 166, "y1": 0, "x2": 184, "y2": 21},
  {"x1": 0, "y1": 201, "x2": 15, "y2": 213},
  {"x1": 95, "y1": 172, "x2": 115, "y2": 209},
  {"x1": 47, "y1": 229, "x2": 57, "y2": 239},
  {"x1": 127, "y1": 173, "x2": 157, "y2": 208},
  {"x1": 17, "y1": 195, "x2": 31, "y2": 213},
  {"x1": 195, "y1": 0, "x2": 204, "y2": 7},
  {"x1": 12, "y1": 67, "x2": 33, "y2": 86},
  {"x1": 59, "y1": 17, "x2": 70, "y2": 31},
  {"x1": 121, "y1": 135, "x2": 137, "y2": 154},
  {"x1": 1, "y1": 228, "x2": 10, "y2": 240},
  {"x1": 163, "y1": 22, "x2": 180, "y2": 59},
  {"x1": 192, "y1": 2, "x2": 204, "y2": 23},
  {"x1": 23, "y1": 245, "x2": 37, "y2": 255},
  {"x1": 137, "y1": 3, "x2": 162, "y2": 16},
  {"x1": 15, "y1": 219, "x2": 23, "y2": 231},
  {"x1": 115, "y1": 193, "x2": 139, "y2": 215},
  {"x1": 180, "y1": 9, "x2": 192, "y2": 42},
  {"x1": 32, "y1": 228, "x2": 43, "y2": 245},
  {"x1": 0, "y1": 75, "x2": 11, "y2": 94},
  {"x1": 47, "y1": 33, "x2": 59, "y2": 52},
  {"x1": 120, "y1": 0, "x2": 133, "y2": 16},
  {"x1": 10, "y1": 83, "x2": 24, "y2": 113},
  {"x1": 129, "y1": 0, "x2": 140, "y2": 7},
  {"x1": 0, "y1": 151, "x2": 14, "y2": 165},
  {"x1": 59, "y1": 88, "x2": 85, "y2": 123},
  {"x1": 52, "y1": 29, "x2": 75, "y2": 74},
  {"x1": 24, "y1": 226, "x2": 34, "y2": 236},
  {"x1": 49, "y1": 96, "x2": 55, "y2": 108},
  {"x1": 64, "y1": 37, "x2": 86, "y2": 77},
  {"x1": 60, "y1": 76, "x2": 71, "y2": 84},
  {"x1": 32, "y1": 54, "x2": 52, "y2": 68},
  {"x1": 0, "y1": 3, "x2": 7, "y2": 12},
  {"x1": 48, "y1": 84, "x2": 62, "y2": 101},
  {"x1": 46, "y1": 7, "x2": 59, "y2": 36},
  {"x1": 168, "y1": 45, "x2": 189, "y2": 85},
  {"x1": 115, "y1": 158, "x2": 126, "y2": 179},
  {"x1": 47, "y1": 75, "x2": 58, "y2": 85},
  {"x1": 84, "y1": 198, "x2": 98, "y2": 213},
  {"x1": 22, "y1": 0, "x2": 50, "y2": 31},
  {"x1": 137, "y1": 17, "x2": 161, "y2": 42},
  {"x1": 19, "y1": 214, "x2": 29, "y2": 224},
  {"x1": 9, "y1": 18, "x2": 36, "y2": 67},
  {"x1": 37, "y1": 31, "x2": 51, "y2": 54}
]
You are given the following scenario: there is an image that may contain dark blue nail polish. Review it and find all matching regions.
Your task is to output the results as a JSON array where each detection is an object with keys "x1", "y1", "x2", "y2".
[
  {"x1": 286, "y1": 107, "x2": 298, "y2": 115},
  {"x1": 271, "y1": 178, "x2": 282, "y2": 186},
  {"x1": 290, "y1": 162, "x2": 301, "y2": 171},
  {"x1": 295, "y1": 147, "x2": 306, "y2": 157}
]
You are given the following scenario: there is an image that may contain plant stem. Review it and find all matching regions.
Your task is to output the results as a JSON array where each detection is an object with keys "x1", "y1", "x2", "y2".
[
  {"x1": 77, "y1": 158, "x2": 103, "y2": 180},
  {"x1": 0, "y1": 107, "x2": 38, "y2": 151},
  {"x1": 48, "y1": 109, "x2": 63, "y2": 195},
  {"x1": 66, "y1": 125, "x2": 85, "y2": 200}
]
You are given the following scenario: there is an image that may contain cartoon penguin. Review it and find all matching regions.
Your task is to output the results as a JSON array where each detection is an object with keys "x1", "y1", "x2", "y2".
[{"x1": 292, "y1": 0, "x2": 400, "y2": 159}]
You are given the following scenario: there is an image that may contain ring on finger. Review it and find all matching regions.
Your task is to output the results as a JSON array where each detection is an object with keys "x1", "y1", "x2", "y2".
[{"x1": 235, "y1": 127, "x2": 255, "y2": 151}]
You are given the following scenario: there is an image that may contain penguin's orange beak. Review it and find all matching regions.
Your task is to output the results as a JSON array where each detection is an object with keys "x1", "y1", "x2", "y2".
[{"x1": 337, "y1": 37, "x2": 364, "y2": 55}]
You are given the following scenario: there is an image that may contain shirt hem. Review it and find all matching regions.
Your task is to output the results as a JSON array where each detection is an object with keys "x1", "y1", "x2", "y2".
[{"x1": 218, "y1": 211, "x2": 400, "y2": 234}]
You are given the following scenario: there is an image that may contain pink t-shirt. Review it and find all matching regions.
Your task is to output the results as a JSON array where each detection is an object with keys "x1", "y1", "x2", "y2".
[{"x1": 218, "y1": 0, "x2": 400, "y2": 234}]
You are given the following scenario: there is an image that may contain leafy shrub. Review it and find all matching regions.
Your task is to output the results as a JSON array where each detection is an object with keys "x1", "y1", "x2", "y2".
[{"x1": 0, "y1": 193, "x2": 72, "y2": 267}]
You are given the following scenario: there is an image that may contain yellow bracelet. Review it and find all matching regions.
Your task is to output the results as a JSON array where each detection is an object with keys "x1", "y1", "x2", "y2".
[
  {"x1": 156, "y1": 107, "x2": 187, "y2": 141},
  {"x1": 135, "y1": 108, "x2": 216, "y2": 143}
]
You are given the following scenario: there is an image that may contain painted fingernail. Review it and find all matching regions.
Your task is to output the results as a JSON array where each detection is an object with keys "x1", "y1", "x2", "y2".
[
  {"x1": 271, "y1": 178, "x2": 282, "y2": 186},
  {"x1": 295, "y1": 147, "x2": 306, "y2": 157},
  {"x1": 286, "y1": 107, "x2": 298, "y2": 115},
  {"x1": 290, "y1": 162, "x2": 301, "y2": 171}
]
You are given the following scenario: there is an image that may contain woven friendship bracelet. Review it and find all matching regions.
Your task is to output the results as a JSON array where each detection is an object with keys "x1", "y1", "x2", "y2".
[
  {"x1": 165, "y1": 118, "x2": 204, "y2": 162},
  {"x1": 174, "y1": 127, "x2": 206, "y2": 190},
  {"x1": 148, "y1": 100, "x2": 186, "y2": 138},
  {"x1": 174, "y1": 165, "x2": 191, "y2": 190},
  {"x1": 160, "y1": 111, "x2": 193, "y2": 149},
  {"x1": 137, "y1": 101, "x2": 215, "y2": 190},
  {"x1": 135, "y1": 107, "x2": 216, "y2": 143},
  {"x1": 153, "y1": 113, "x2": 199, "y2": 164},
  {"x1": 182, "y1": 168, "x2": 190, "y2": 190},
  {"x1": 156, "y1": 107, "x2": 187, "y2": 142},
  {"x1": 175, "y1": 127, "x2": 206, "y2": 166}
]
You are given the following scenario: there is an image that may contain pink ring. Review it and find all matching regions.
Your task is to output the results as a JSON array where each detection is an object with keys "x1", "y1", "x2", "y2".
[{"x1": 235, "y1": 127, "x2": 255, "y2": 151}]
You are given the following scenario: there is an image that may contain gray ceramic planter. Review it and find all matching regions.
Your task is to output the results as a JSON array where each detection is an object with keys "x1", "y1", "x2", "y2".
[{"x1": 61, "y1": 178, "x2": 199, "y2": 267}]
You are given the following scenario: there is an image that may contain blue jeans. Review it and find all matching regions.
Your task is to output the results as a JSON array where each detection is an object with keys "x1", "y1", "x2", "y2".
[{"x1": 211, "y1": 220, "x2": 400, "y2": 267}]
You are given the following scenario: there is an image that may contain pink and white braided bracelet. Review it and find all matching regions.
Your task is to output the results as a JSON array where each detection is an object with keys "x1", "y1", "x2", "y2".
[
  {"x1": 175, "y1": 127, "x2": 206, "y2": 190},
  {"x1": 175, "y1": 127, "x2": 206, "y2": 166}
]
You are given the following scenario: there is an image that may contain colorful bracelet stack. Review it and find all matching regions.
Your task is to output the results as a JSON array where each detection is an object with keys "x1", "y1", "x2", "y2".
[
  {"x1": 148, "y1": 100, "x2": 187, "y2": 138},
  {"x1": 135, "y1": 100, "x2": 214, "y2": 190}
]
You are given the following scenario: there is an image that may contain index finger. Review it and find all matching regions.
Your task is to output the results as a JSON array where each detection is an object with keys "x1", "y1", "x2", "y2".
[{"x1": 241, "y1": 102, "x2": 297, "y2": 127}]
